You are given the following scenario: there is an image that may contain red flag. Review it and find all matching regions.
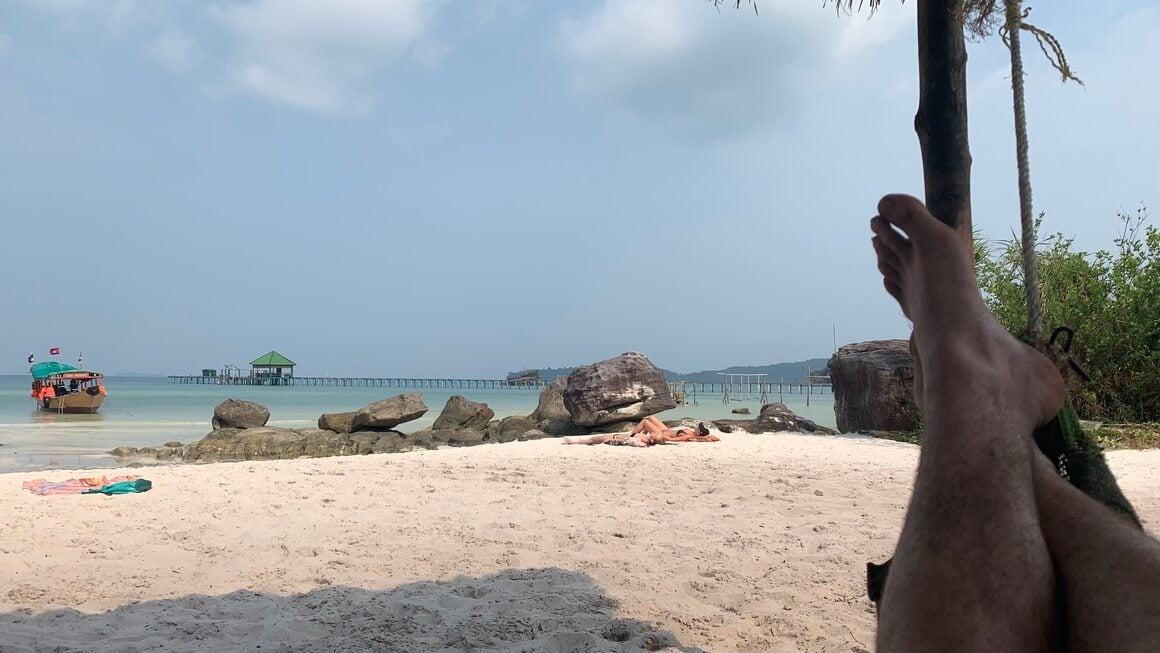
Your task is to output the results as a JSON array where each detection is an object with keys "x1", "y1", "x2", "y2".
[{"x1": 49, "y1": 347, "x2": 60, "y2": 355}]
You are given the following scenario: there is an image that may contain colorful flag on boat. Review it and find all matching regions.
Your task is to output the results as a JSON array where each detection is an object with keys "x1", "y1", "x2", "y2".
[
  {"x1": 27, "y1": 353, "x2": 34, "y2": 364},
  {"x1": 49, "y1": 347, "x2": 60, "y2": 355}
]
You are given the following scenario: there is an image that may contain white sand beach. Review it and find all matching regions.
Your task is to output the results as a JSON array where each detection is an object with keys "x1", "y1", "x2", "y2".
[{"x1": 3, "y1": 433, "x2": 1160, "y2": 652}]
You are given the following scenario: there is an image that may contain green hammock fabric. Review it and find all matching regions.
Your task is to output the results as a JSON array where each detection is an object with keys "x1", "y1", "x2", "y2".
[{"x1": 1034, "y1": 401, "x2": 1141, "y2": 528}]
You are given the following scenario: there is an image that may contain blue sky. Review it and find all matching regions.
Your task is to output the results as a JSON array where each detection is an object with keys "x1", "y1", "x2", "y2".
[{"x1": 1, "y1": 0, "x2": 1156, "y2": 377}]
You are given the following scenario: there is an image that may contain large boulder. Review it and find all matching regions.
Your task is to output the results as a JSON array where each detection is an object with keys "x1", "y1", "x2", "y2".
[
  {"x1": 318, "y1": 411, "x2": 356, "y2": 434},
  {"x1": 211, "y1": 399, "x2": 270, "y2": 430},
  {"x1": 350, "y1": 393, "x2": 429, "y2": 432},
  {"x1": 562, "y1": 352, "x2": 676, "y2": 427},
  {"x1": 828, "y1": 339, "x2": 920, "y2": 433},
  {"x1": 432, "y1": 395, "x2": 494, "y2": 431},
  {"x1": 532, "y1": 378, "x2": 582, "y2": 434},
  {"x1": 531, "y1": 378, "x2": 570, "y2": 421}
]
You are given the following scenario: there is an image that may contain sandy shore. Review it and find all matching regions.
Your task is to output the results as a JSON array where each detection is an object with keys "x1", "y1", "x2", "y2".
[{"x1": 2, "y1": 433, "x2": 1160, "y2": 652}]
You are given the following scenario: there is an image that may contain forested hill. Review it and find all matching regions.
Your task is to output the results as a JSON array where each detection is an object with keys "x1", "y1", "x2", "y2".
[{"x1": 510, "y1": 358, "x2": 832, "y2": 384}]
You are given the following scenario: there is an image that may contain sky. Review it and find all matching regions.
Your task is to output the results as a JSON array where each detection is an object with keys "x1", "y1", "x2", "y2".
[{"x1": 1, "y1": 0, "x2": 1156, "y2": 378}]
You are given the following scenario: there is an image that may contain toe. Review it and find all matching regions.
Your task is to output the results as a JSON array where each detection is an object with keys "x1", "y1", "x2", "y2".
[
  {"x1": 871, "y1": 216, "x2": 911, "y2": 257},
  {"x1": 872, "y1": 237, "x2": 904, "y2": 275},
  {"x1": 877, "y1": 194, "x2": 934, "y2": 236},
  {"x1": 876, "y1": 254, "x2": 901, "y2": 283}
]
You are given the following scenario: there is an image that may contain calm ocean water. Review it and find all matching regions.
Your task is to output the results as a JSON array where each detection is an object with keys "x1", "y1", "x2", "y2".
[{"x1": 0, "y1": 375, "x2": 836, "y2": 473}]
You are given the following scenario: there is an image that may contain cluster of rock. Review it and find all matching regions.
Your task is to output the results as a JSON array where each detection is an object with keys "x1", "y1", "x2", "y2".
[
  {"x1": 713, "y1": 402, "x2": 836, "y2": 435},
  {"x1": 111, "y1": 351, "x2": 833, "y2": 464}
]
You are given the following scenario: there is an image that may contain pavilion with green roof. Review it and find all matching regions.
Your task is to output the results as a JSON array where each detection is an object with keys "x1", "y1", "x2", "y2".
[{"x1": 250, "y1": 351, "x2": 296, "y2": 381}]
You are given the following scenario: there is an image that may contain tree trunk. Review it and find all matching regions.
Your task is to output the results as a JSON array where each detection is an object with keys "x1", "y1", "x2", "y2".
[{"x1": 915, "y1": 0, "x2": 973, "y2": 247}]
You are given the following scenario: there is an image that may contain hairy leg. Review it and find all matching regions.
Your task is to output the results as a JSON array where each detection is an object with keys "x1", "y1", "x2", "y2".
[
  {"x1": 871, "y1": 194, "x2": 1064, "y2": 651},
  {"x1": 1032, "y1": 455, "x2": 1160, "y2": 652}
]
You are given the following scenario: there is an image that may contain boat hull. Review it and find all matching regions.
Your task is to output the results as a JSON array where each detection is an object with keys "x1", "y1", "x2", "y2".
[{"x1": 37, "y1": 391, "x2": 105, "y2": 414}]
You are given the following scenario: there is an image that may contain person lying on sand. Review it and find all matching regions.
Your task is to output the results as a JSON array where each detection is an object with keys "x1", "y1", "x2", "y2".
[
  {"x1": 869, "y1": 193, "x2": 1160, "y2": 651},
  {"x1": 562, "y1": 416, "x2": 718, "y2": 446}
]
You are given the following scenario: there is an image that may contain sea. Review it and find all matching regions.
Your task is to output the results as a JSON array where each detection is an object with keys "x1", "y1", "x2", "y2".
[{"x1": 0, "y1": 375, "x2": 836, "y2": 473}]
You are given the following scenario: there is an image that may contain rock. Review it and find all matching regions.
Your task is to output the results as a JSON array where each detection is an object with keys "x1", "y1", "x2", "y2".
[
  {"x1": 589, "y1": 420, "x2": 638, "y2": 434},
  {"x1": 163, "y1": 441, "x2": 183, "y2": 448},
  {"x1": 211, "y1": 399, "x2": 270, "y2": 430},
  {"x1": 433, "y1": 428, "x2": 491, "y2": 447},
  {"x1": 432, "y1": 395, "x2": 494, "y2": 431},
  {"x1": 350, "y1": 393, "x2": 428, "y2": 432},
  {"x1": 757, "y1": 403, "x2": 802, "y2": 431},
  {"x1": 711, "y1": 404, "x2": 837, "y2": 436},
  {"x1": 562, "y1": 352, "x2": 676, "y2": 426},
  {"x1": 318, "y1": 411, "x2": 356, "y2": 434},
  {"x1": 731, "y1": 407, "x2": 751, "y2": 415},
  {"x1": 531, "y1": 378, "x2": 570, "y2": 421},
  {"x1": 518, "y1": 429, "x2": 549, "y2": 442},
  {"x1": 537, "y1": 417, "x2": 586, "y2": 436},
  {"x1": 347, "y1": 431, "x2": 410, "y2": 455},
  {"x1": 176, "y1": 426, "x2": 417, "y2": 462},
  {"x1": 496, "y1": 416, "x2": 538, "y2": 443},
  {"x1": 184, "y1": 427, "x2": 304, "y2": 461},
  {"x1": 828, "y1": 340, "x2": 920, "y2": 433}
]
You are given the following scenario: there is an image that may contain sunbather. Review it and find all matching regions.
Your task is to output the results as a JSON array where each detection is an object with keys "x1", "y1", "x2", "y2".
[
  {"x1": 562, "y1": 417, "x2": 717, "y2": 446},
  {"x1": 870, "y1": 193, "x2": 1160, "y2": 651}
]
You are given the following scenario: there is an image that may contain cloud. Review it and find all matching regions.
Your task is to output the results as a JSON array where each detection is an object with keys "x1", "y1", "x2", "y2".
[
  {"x1": 150, "y1": 32, "x2": 198, "y2": 72},
  {"x1": 16, "y1": 0, "x2": 152, "y2": 31},
  {"x1": 209, "y1": 0, "x2": 437, "y2": 113},
  {"x1": 561, "y1": 0, "x2": 914, "y2": 142}
]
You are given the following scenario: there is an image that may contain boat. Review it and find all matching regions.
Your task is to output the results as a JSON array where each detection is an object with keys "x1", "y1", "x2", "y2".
[{"x1": 30, "y1": 361, "x2": 107, "y2": 414}]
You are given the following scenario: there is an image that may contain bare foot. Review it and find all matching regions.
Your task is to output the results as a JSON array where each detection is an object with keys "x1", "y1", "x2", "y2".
[{"x1": 871, "y1": 194, "x2": 1064, "y2": 432}]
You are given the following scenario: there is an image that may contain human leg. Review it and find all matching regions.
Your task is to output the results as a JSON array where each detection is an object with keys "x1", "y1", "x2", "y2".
[
  {"x1": 562, "y1": 434, "x2": 617, "y2": 445},
  {"x1": 1032, "y1": 454, "x2": 1160, "y2": 652},
  {"x1": 871, "y1": 194, "x2": 1064, "y2": 651},
  {"x1": 641, "y1": 416, "x2": 668, "y2": 434}
]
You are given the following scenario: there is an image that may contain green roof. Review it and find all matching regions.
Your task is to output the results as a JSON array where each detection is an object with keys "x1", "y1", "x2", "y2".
[
  {"x1": 250, "y1": 351, "x2": 296, "y2": 367},
  {"x1": 29, "y1": 361, "x2": 94, "y2": 380}
]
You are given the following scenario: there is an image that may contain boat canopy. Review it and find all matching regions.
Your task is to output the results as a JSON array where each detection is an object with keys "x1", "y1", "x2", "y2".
[{"x1": 29, "y1": 361, "x2": 100, "y2": 380}]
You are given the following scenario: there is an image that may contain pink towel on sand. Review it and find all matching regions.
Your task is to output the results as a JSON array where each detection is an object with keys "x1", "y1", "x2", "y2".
[{"x1": 21, "y1": 475, "x2": 140, "y2": 496}]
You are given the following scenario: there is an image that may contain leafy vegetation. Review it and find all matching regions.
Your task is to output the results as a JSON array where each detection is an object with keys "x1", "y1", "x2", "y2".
[
  {"x1": 1091, "y1": 423, "x2": 1160, "y2": 450},
  {"x1": 977, "y1": 206, "x2": 1160, "y2": 423}
]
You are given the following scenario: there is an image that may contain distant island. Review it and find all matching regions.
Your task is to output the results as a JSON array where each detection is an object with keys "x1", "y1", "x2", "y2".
[{"x1": 508, "y1": 358, "x2": 831, "y2": 384}]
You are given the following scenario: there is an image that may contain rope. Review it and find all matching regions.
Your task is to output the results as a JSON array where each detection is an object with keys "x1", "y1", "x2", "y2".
[{"x1": 1004, "y1": 0, "x2": 1043, "y2": 338}]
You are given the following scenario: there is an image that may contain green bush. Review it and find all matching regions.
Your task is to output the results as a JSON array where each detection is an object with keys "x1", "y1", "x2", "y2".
[{"x1": 977, "y1": 207, "x2": 1160, "y2": 422}]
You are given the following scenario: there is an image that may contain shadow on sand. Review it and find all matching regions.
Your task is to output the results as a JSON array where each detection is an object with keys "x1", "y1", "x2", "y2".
[{"x1": 0, "y1": 567, "x2": 705, "y2": 652}]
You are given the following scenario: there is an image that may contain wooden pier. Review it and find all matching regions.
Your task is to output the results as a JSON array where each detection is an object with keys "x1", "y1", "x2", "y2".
[
  {"x1": 669, "y1": 379, "x2": 832, "y2": 406},
  {"x1": 168, "y1": 375, "x2": 549, "y2": 389},
  {"x1": 170, "y1": 374, "x2": 832, "y2": 396}
]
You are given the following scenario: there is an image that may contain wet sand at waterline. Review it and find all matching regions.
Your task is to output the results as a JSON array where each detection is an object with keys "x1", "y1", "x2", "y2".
[{"x1": 3, "y1": 433, "x2": 1160, "y2": 652}]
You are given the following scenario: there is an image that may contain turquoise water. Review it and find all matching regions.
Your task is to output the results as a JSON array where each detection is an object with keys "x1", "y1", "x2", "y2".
[{"x1": 0, "y1": 375, "x2": 836, "y2": 472}]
